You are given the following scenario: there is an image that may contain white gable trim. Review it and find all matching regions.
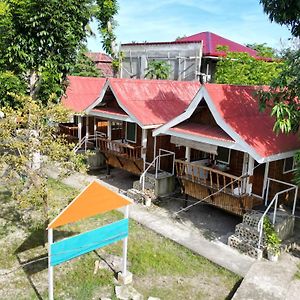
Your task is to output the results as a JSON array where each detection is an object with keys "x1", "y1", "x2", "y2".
[
  {"x1": 89, "y1": 110, "x2": 133, "y2": 122},
  {"x1": 153, "y1": 88, "x2": 205, "y2": 136},
  {"x1": 85, "y1": 79, "x2": 110, "y2": 112},
  {"x1": 167, "y1": 129, "x2": 245, "y2": 151}
]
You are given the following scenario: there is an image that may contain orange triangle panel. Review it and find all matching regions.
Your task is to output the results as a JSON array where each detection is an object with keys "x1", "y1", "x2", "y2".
[{"x1": 48, "y1": 181, "x2": 131, "y2": 229}]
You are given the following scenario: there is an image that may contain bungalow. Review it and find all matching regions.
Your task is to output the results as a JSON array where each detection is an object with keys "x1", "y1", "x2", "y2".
[
  {"x1": 61, "y1": 76, "x2": 200, "y2": 175},
  {"x1": 153, "y1": 83, "x2": 299, "y2": 215}
]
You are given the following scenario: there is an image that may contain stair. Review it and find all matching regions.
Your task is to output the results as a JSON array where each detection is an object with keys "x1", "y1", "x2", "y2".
[{"x1": 228, "y1": 211, "x2": 264, "y2": 259}]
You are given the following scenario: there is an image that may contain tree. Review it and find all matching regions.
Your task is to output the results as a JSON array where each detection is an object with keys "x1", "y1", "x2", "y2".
[
  {"x1": 215, "y1": 50, "x2": 282, "y2": 85},
  {"x1": 258, "y1": 0, "x2": 300, "y2": 184},
  {"x1": 70, "y1": 45, "x2": 102, "y2": 77},
  {"x1": 260, "y1": 0, "x2": 300, "y2": 37},
  {"x1": 145, "y1": 60, "x2": 171, "y2": 80},
  {"x1": 246, "y1": 43, "x2": 278, "y2": 58},
  {"x1": 0, "y1": 0, "x2": 119, "y2": 104},
  {"x1": 0, "y1": 94, "x2": 85, "y2": 234}
]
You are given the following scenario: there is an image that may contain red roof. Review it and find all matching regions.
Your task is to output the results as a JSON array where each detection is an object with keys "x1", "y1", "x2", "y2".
[
  {"x1": 86, "y1": 52, "x2": 113, "y2": 77},
  {"x1": 204, "y1": 84, "x2": 300, "y2": 158},
  {"x1": 177, "y1": 32, "x2": 259, "y2": 58},
  {"x1": 109, "y1": 78, "x2": 200, "y2": 126},
  {"x1": 62, "y1": 76, "x2": 107, "y2": 113},
  {"x1": 170, "y1": 123, "x2": 234, "y2": 143}
]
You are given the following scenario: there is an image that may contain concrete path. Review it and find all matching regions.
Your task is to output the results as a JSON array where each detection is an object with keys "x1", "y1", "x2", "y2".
[
  {"x1": 233, "y1": 253, "x2": 300, "y2": 300},
  {"x1": 46, "y1": 166, "x2": 254, "y2": 277}
]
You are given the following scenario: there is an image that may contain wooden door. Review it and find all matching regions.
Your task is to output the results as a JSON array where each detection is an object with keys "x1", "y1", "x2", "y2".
[{"x1": 252, "y1": 162, "x2": 266, "y2": 197}]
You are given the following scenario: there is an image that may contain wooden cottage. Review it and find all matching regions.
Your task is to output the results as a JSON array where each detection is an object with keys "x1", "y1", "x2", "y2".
[
  {"x1": 153, "y1": 84, "x2": 300, "y2": 215},
  {"x1": 61, "y1": 76, "x2": 200, "y2": 175}
]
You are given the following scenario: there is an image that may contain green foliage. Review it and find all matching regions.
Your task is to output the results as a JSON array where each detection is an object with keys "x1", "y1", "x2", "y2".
[
  {"x1": 260, "y1": 0, "x2": 300, "y2": 37},
  {"x1": 0, "y1": 94, "x2": 86, "y2": 231},
  {"x1": 215, "y1": 51, "x2": 282, "y2": 85},
  {"x1": 246, "y1": 42, "x2": 278, "y2": 58},
  {"x1": 95, "y1": 0, "x2": 119, "y2": 58},
  {"x1": 70, "y1": 45, "x2": 102, "y2": 77},
  {"x1": 0, "y1": 71, "x2": 26, "y2": 107},
  {"x1": 145, "y1": 60, "x2": 171, "y2": 80},
  {"x1": 263, "y1": 217, "x2": 281, "y2": 255}
]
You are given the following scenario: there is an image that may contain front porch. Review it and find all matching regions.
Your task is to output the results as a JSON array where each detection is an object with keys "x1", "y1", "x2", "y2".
[{"x1": 175, "y1": 159, "x2": 263, "y2": 216}]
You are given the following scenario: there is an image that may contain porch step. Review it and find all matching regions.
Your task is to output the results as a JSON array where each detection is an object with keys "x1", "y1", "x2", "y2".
[
  {"x1": 126, "y1": 188, "x2": 145, "y2": 203},
  {"x1": 235, "y1": 223, "x2": 265, "y2": 246},
  {"x1": 242, "y1": 211, "x2": 263, "y2": 228},
  {"x1": 133, "y1": 180, "x2": 155, "y2": 191},
  {"x1": 228, "y1": 234, "x2": 263, "y2": 259}
]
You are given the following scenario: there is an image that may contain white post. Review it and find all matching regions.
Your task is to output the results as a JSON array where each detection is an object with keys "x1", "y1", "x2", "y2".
[
  {"x1": 48, "y1": 228, "x2": 54, "y2": 300},
  {"x1": 292, "y1": 188, "x2": 298, "y2": 215},
  {"x1": 107, "y1": 120, "x2": 112, "y2": 140},
  {"x1": 78, "y1": 115, "x2": 82, "y2": 142},
  {"x1": 246, "y1": 155, "x2": 254, "y2": 194},
  {"x1": 153, "y1": 136, "x2": 157, "y2": 161},
  {"x1": 241, "y1": 153, "x2": 248, "y2": 194},
  {"x1": 185, "y1": 147, "x2": 191, "y2": 163},
  {"x1": 122, "y1": 206, "x2": 129, "y2": 277},
  {"x1": 141, "y1": 129, "x2": 147, "y2": 163},
  {"x1": 262, "y1": 162, "x2": 269, "y2": 200}
]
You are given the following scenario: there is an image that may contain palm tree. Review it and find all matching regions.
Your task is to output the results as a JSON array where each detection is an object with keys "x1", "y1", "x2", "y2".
[{"x1": 145, "y1": 60, "x2": 171, "y2": 79}]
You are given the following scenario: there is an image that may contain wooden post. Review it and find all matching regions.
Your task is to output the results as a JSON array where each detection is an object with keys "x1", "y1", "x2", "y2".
[
  {"x1": 48, "y1": 228, "x2": 54, "y2": 300},
  {"x1": 122, "y1": 206, "x2": 129, "y2": 276}
]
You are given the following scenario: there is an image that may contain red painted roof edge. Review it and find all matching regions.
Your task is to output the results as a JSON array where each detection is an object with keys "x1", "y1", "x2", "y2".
[{"x1": 121, "y1": 40, "x2": 202, "y2": 46}]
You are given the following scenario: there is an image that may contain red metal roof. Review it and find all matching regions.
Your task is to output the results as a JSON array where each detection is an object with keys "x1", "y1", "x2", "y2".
[
  {"x1": 170, "y1": 123, "x2": 234, "y2": 142},
  {"x1": 62, "y1": 76, "x2": 107, "y2": 113},
  {"x1": 86, "y1": 52, "x2": 113, "y2": 77},
  {"x1": 109, "y1": 78, "x2": 200, "y2": 126},
  {"x1": 176, "y1": 32, "x2": 259, "y2": 58},
  {"x1": 204, "y1": 84, "x2": 300, "y2": 158}
]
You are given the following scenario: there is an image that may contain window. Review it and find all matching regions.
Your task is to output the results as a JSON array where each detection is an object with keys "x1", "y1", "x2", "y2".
[
  {"x1": 283, "y1": 157, "x2": 296, "y2": 173},
  {"x1": 126, "y1": 122, "x2": 137, "y2": 143},
  {"x1": 111, "y1": 121, "x2": 122, "y2": 131},
  {"x1": 217, "y1": 147, "x2": 231, "y2": 164}
]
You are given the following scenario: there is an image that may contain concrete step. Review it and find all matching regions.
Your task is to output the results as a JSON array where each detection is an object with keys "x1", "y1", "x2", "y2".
[
  {"x1": 133, "y1": 180, "x2": 155, "y2": 191},
  {"x1": 228, "y1": 234, "x2": 263, "y2": 259},
  {"x1": 242, "y1": 211, "x2": 263, "y2": 228},
  {"x1": 235, "y1": 223, "x2": 265, "y2": 246},
  {"x1": 126, "y1": 188, "x2": 145, "y2": 203}
]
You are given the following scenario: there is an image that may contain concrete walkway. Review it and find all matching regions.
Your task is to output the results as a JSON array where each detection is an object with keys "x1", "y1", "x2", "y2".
[
  {"x1": 46, "y1": 167, "x2": 254, "y2": 277},
  {"x1": 233, "y1": 253, "x2": 300, "y2": 300}
]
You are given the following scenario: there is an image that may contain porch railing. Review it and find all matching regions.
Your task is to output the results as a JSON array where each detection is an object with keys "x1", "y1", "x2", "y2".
[
  {"x1": 257, "y1": 178, "x2": 298, "y2": 249},
  {"x1": 175, "y1": 159, "x2": 247, "y2": 197},
  {"x1": 73, "y1": 131, "x2": 106, "y2": 153},
  {"x1": 97, "y1": 138, "x2": 142, "y2": 160},
  {"x1": 140, "y1": 149, "x2": 175, "y2": 191}
]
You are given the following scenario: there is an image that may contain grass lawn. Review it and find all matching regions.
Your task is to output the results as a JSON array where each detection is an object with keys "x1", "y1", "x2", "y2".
[{"x1": 0, "y1": 179, "x2": 241, "y2": 299}]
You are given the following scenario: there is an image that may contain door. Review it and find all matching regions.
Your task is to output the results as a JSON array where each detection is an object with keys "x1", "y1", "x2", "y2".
[{"x1": 252, "y1": 162, "x2": 266, "y2": 197}]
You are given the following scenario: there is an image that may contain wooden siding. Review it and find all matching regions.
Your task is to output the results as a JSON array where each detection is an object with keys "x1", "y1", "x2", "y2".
[
  {"x1": 105, "y1": 154, "x2": 143, "y2": 175},
  {"x1": 229, "y1": 150, "x2": 244, "y2": 176},
  {"x1": 180, "y1": 179, "x2": 262, "y2": 216},
  {"x1": 187, "y1": 104, "x2": 218, "y2": 126}
]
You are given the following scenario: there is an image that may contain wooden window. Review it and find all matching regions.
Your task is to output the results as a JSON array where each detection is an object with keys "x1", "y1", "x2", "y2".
[
  {"x1": 283, "y1": 157, "x2": 296, "y2": 173},
  {"x1": 217, "y1": 147, "x2": 231, "y2": 164},
  {"x1": 126, "y1": 122, "x2": 137, "y2": 143},
  {"x1": 111, "y1": 121, "x2": 122, "y2": 131}
]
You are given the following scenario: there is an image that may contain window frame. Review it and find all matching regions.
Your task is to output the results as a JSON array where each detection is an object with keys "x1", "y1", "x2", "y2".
[
  {"x1": 216, "y1": 147, "x2": 231, "y2": 165},
  {"x1": 125, "y1": 122, "x2": 137, "y2": 143},
  {"x1": 283, "y1": 157, "x2": 296, "y2": 174}
]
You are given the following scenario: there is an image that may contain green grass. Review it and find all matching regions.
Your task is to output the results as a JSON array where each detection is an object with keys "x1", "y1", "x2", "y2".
[
  {"x1": 0, "y1": 179, "x2": 241, "y2": 299},
  {"x1": 295, "y1": 263, "x2": 300, "y2": 280}
]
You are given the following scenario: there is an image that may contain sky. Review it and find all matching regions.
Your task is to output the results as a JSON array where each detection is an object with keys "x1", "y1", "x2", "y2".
[{"x1": 87, "y1": 0, "x2": 292, "y2": 52}]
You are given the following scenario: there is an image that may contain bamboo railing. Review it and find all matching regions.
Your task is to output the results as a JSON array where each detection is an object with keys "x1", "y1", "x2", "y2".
[{"x1": 175, "y1": 159, "x2": 247, "y2": 197}]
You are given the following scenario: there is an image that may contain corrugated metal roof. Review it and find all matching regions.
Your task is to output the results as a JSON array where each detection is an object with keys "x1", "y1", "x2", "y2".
[
  {"x1": 170, "y1": 123, "x2": 234, "y2": 142},
  {"x1": 177, "y1": 31, "x2": 259, "y2": 58},
  {"x1": 109, "y1": 78, "x2": 200, "y2": 126},
  {"x1": 86, "y1": 52, "x2": 113, "y2": 77},
  {"x1": 204, "y1": 84, "x2": 300, "y2": 158},
  {"x1": 61, "y1": 76, "x2": 107, "y2": 113}
]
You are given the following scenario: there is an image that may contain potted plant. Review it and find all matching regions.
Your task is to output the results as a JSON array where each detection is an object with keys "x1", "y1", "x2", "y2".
[{"x1": 263, "y1": 217, "x2": 281, "y2": 262}]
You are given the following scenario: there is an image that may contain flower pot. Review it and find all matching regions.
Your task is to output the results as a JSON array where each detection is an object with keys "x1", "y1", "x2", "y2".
[{"x1": 267, "y1": 251, "x2": 279, "y2": 262}]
